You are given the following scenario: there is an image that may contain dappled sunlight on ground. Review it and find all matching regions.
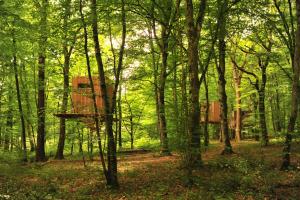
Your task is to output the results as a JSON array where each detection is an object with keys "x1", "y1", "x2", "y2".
[{"x1": 1, "y1": 140, "x2": 300, "y2": 199}]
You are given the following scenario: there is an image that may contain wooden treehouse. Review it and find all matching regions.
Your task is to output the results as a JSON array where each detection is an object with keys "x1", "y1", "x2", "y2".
[
  {"x1": 200, "y1": 101, "x2": 250, "y2": 130},
  {"x1": 200, "y1": 101, "x2": 221, "y2": 124},
  {"x1": 55, "y1": 76, "x2": 114, "y2": 130}
]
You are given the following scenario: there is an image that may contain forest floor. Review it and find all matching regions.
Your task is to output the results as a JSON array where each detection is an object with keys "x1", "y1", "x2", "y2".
[{"x1": 1, "y1": 140, "x2": 300, "y2": 200}]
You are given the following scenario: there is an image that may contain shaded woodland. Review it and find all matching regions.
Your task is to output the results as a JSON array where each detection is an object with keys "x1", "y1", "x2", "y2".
[{"x1": 0, "y1": 0, "x2": 300, "y2": 199}]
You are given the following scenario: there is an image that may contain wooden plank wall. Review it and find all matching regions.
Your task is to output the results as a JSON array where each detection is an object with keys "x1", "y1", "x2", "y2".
[{"x1": 71, "y1": 76, "x2": 113, "y2": 115}]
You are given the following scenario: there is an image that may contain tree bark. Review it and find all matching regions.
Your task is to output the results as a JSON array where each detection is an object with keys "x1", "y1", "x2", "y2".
[
  {"x1": 203, "y1": 75, "x2": 209, "y2": 147},
  {"x1": 232, "y1": 60, "x2": 242, "y2": 142},
  {"x1": 148, "y1": 26, "x2": 160, "y2": 144},
  {"x1": 117, "y1": 81, "x2": 122, "y2": 148},
  {"x1": 4, "y1": 90, "x2": 13, "y2": 151},
  {"x1": 158, "y1": 42, "x2": 170, "y2": 154},
  {"x1": 281, "y1": 0, "x2": 300, "y2": 170},
  {"x1": 35, "y1": 0, "x2": 48, "y2": 162},
  {"x1": 216, "y1": 0, "x2": 233, "y2": 154},
  {"x1": 185, "y1": 0, "x2": 207, "y2": 167},
  {"x1": 55, "y1": 0, "x2": 72, "y2": 160},
  {"x1": 257, "y1": 57, "x2": 269, "y2": 146},
  {"x1": 157, "y1": 25, "x2": 171, "y2": 155},
  {"x1": 90, "y1": 0, "x2": 122, "y2": 188},
  {"x1": 12, "y1": 25, "x2": 27, "y2": 162},
  {"x1": 20, "y1": 63, "x2": 36, "y2": 152},
  {"x1": 172, "y1": 59, "x2": 180, "y2": 140},
  {"x1": 79, "y1": 0, "x2": 108, "y2": 182}
]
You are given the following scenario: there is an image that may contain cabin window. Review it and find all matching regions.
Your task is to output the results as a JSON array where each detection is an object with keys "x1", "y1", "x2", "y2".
[{"x1": 78, "y1": 83, "x2": 91, "y2": 89}]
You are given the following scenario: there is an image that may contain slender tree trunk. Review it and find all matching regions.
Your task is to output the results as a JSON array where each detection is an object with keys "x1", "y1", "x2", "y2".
[
  {"x1": 55, "y1": 0, "x2": 72, "y2": 160},
  {"x1": 129, "y1": 115, "x2": 134, "y2": 150},
  {"x1": 180, "y1": 42, "x2": 188, "y2": 142},
  {"x1": 21, "y1": 64, "x2": 36, "y2": 151},
  {"x1": 274, "y1": 75, "x2": 282, "y2": 132},
  {"x1": 172, "y1": 57, "x2": 180, "y2": 140},
  {"x1": 88, "y1": 129, "x2": 94, "y2": 160},
  {"x1": 232, "y1": 61, "x2": 242, "y2": 142},
  {"x1": 281, "y1": 0, "x2": 300, "y2": 169},
  {"x1": 216, "y1": 0, "x2": 233, "y2": 154},
  {"x1": 117, "y1": 81, "x2": 122, "y2": 148},
  {"x1": 150, "y1": 0, "x2": 181, "y2": 156},
  {"x1": 78, "y1": 126, "x2": 83, "y2": 153},
  {"x1": 148, "y1": 27, "x2": 160, "y2": 140},
  {"x1": 5, "y1": 91, "x2": 13, "y2": 151},
  {"x1": 80, "y1": 0, "x2": 108, "y2": 181},
  {"x1": 12, "y1": 26, "x2": 27, "y2": 161},
  {"x1": 90, "y1": 0, "x2": 120, "y2": 188},
  {"x1": 256, "y1": 59, "x2": 269, "y2": 146},
  {"x1": 55, "y1": 53, "x2": 70, "y2": 159},
  {"x1": 204, "y1": 75, "x2": 209, "y2": 147},
  {"x1": 258, "y1": 88, "x2": 268, "y2": 146},
  {"x1": 157, "y1": 27, "x2": 170, "y2": 155},
  {"x1": 36, "y1": 0, "x2": 48, "y2": 162}
]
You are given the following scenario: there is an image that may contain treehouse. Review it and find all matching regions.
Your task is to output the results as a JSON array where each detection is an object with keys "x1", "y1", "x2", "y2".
[
  {"x1": 201, "y1": 101, "x2": 251, "y2": 131},
  {"x1": 200, "y1": 101, "x2": 221, "y2": 123},
  {"x1": 55, "y1": 76, "x2": 114, "y2": 129},
  {"x1": 71, "y1": 76, "x2": 113, "y2": 116}
]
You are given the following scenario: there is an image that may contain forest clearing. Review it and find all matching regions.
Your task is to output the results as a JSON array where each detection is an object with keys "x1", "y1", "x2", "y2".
[
  {"x1": 1, "y1": 0, "x2": 300, "y2": 199},
  {"x1": 1, "y1": 141, "x2": 300, "y2": 199}
]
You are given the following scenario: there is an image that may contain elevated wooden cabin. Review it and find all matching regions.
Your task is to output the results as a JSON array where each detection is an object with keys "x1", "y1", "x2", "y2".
[
  {"x1": 71, "y1": 76, "x2": 113, "y2": 116},
  {"x1": 55, "y1": 76, "x2": 114, "y2": 130},
  {"x1": 200, "y1": 101, "x2": 221, "y2": 123}
]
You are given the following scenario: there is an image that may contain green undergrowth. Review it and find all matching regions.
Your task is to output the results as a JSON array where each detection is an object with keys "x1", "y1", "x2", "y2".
[{"x1": 0, "y1": 141, "x2": 300, "y2": 199}]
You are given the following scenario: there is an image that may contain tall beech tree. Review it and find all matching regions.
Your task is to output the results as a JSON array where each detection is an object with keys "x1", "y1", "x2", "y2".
[
  {"x1": 35, "y1": 0, "x2": 48, "y2": 162},
  {"x1": 90, "y1": 0, "x2": 126, "y2": 188},
  {"x1": 281, "y1": 0, "x2": 300, "y2": 169},
  {"x1": 231, "y1": 56, "x2": 244, "y2": 142},
  {"x1": 55, "y1": 0, "x2": 79, "y2": 160},
  {"x1": 184, "y1": 0, "x2": 207, "y2": 167},
  {"x1": 150, "y1": 0, "x2": 180, "y2": 155},
  {"x1": 79, "y1": 0, "x2": 108, "y2": 181},
  {"x1": 216, "y1": 0, "x2": 233, "y2": 154},
  {"x1": 233, "y1": 34, "x2": 272, "y2": 146}
]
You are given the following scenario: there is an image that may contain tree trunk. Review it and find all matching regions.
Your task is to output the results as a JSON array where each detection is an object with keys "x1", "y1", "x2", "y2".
[
  {"x1": 172, "y1": 56, "x2": 180, "y2": 141},
  {"x1": 80, "y1": 0, "x2": 108, "y2": 182},
  {"x1": 258, "y1": 89, "x2": 268, "y2": 146},
  {"x1": 203, "y1": 75, "x2": 209, "y2": 147},
  {"x1": 55, "y1": 54, "x2": 70, "y2": 159},
  {"x1": 185, "y1": 0, "x2": 207, "y2": 167},
  {"x1": 5, "y1": 91, "x2": 13, "y2": 151},
  {"x1": 281, "y1": 0, "x2": 300, "y2": 169},
  {"x1": 117, "y1": 81, "x2": 122, "y2": 148},
  {"x1": 129, "y1": 115, "x2": 134, "y2": 150},
  {"x1": 257, "y1": 59, "x2": 269, "y2": 146},
  {"x1": 232, "y1": 61, "x2": 242, "y2": 142},
  {"x1": 88, "y1": 129, "x2": 94, "y2": 160},
  {"x1": 272, "y1": 75, "x2": 282, "y2": 132},
  {"x1": 90, "y1": 0, "x2": 119, "y2": 188},
  {"x1": 12, "y1": 25, "x2": 27, "y2": 161},
  {"x1": 148, "y1": 26, "x2": 160, "y2": 142},
  {"x1": 55, "y1": 0, "x2": 72, "y2": 160},
  {"x1": 36, "y1": 0, "x2": 48, "y2": 162},
  {"x1": 157, "y1": 27, "x2": 170, "y2": 155},
  {"x1": 20, "y1": 63, "x2": 36, "y2": 152},
  {"x1": 217, "y1": 0, "x2": 233, "y2": 154}
]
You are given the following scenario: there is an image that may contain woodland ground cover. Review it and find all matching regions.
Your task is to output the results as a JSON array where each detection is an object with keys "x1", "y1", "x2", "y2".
[{"x1": 1, "y1": 140, "x2": 300, "y2": 200}]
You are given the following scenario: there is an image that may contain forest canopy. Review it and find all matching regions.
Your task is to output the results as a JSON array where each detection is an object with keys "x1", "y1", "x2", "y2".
[{"x1": 0, "y1": 0, "x2": 300, "y2": 199}]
